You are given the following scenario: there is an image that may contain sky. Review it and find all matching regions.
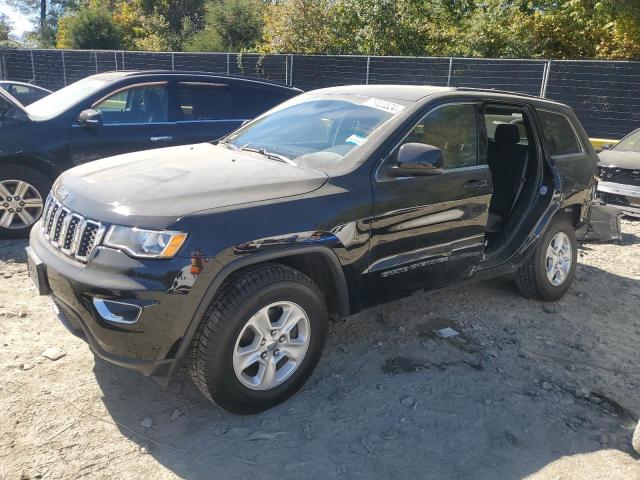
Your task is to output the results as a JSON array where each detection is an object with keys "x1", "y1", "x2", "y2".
[{"x1": 0, "y1": 0, "x2": 33, "y2": 37}]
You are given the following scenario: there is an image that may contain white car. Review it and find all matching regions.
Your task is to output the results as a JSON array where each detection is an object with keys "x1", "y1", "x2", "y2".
[{"x1": 597, "y1": 128, "x2": 640, "y2": 217}]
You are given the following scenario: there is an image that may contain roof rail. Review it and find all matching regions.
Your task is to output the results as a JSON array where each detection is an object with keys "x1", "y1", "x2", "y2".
[
  {"x1": 453, "y1": 87, "x2": 557, "y2": 102},
  {"x1": 97, "y1": 70, "x2": 298, "y2": 89}
]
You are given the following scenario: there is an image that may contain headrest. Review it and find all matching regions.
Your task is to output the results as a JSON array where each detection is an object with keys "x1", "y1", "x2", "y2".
[
  {"x1": 494, "y1": 123, "x2": 520, "y2": 145},
  {"x1": 143, "y1": 89, "x2": 160, "y2": 106}
]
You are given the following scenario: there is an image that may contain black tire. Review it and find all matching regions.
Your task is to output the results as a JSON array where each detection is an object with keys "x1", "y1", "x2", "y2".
[
  {"x1": 515, "y1": 215, "x2": 578, "y2": 302},
  {"x1": 0, "y1": 165, "x2": 52, "y2": 239},
  {"x1": 187, "y1": 264, "x2": 328, "y2": 414}
]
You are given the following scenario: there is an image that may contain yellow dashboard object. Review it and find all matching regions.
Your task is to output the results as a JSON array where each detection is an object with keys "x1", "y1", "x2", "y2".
[{"x1": 590, "y1": 138, "x2": 619, "y2": 152}]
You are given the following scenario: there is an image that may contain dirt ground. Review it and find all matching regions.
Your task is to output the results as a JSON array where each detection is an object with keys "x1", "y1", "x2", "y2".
[{"x1": 1, "y1": 220, "x2": 639, "y2": 480}]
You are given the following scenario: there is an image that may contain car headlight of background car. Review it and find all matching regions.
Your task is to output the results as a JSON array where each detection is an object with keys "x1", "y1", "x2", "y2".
[{"x1": 104, "y1": 226, "x2": 187, "y2": 258}]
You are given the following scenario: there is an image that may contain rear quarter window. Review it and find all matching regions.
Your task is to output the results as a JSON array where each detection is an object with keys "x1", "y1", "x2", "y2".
[
  {"x1": 178, "y1": 83, "x2": 295, "y2": 121},
  {"x1": 231, "y1": 85, "x2": 295, "y2": 118},
  {"x1": 537, "y1": 110, "x2": 583, "y2": 157}
]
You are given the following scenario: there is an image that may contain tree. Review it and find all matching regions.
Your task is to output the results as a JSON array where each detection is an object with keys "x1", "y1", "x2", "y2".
[
  {"x1": 187, "y1": 0, "x2": 264, "y2": 52},
  {"x1": 260, "y1": 0, "x2": 464, "y2": 56},
  {"x1": 457, "y1": 0, "x2": 534, "y2": 58},
  {"x1": 522, "y1": 0, "x2": 640, "y2": 60},
  {"x1": 261, "y1": 0, "x2": 336, "y2": 54},
  {"x1": 108, "y1": 0, "x2": 205, "y2": 51},
  {"x1": 0, "y1": 13, "x2": 22, "y2": 47},
  {"x1": 0, "y1": 13, "x2": 14, "y2": 41},
  {"x1": 9, "y1": 0, "x2": 80, "y2": 46},
  {"x1": 56, "y1": 7, "x2": 122, "y2": 49},
  {"x1": 330, "y1": 0, "x2": 459, "y2": 56}
]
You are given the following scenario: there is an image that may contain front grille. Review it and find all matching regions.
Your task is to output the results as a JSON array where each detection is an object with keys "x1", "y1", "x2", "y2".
[
  {"x1": 41, "y1": 195, "x2": 106, "y2": 263},
  {"x1": 599, "y1": 166, "x2": 640, "y2": 187}
]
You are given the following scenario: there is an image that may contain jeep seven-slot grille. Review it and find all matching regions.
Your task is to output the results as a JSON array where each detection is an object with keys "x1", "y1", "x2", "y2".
[{"x1": 41, "y1": 195, "x2": 106, "y2": 263}]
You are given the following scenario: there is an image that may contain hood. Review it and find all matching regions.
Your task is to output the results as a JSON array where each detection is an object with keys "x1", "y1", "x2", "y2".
[
  {"x1": 56, "y1": 143, "x2": 328, "y2": 229},
  {"x1": 598, "y1": 149, "x2": 640, "y2": 170}
]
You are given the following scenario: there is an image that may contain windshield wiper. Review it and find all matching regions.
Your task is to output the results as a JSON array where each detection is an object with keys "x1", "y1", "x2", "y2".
[{"x1": 239, "y1": 146, "x2": 297, "y2": 166}]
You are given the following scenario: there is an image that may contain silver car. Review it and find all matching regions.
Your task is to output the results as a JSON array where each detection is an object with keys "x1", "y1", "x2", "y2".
[{"x1": 597, "y1": 128, "x2": 640, "y2": 217}]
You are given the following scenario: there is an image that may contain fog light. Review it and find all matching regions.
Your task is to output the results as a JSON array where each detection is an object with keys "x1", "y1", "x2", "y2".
[{"x1": 93, "y1": 298, "x2": 142, "y2": 325}]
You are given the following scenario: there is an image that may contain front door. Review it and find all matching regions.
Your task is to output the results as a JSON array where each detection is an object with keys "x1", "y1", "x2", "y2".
[
  {"x1": 363, "y1": 101, "x2": 493, "y2": 307},
  {"x1": 69, "y1": 82, "x2": 177, "y2": 165}
]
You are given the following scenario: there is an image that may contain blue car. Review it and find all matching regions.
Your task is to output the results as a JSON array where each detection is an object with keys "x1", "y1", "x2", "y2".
[{"x1": 0, "y1": 71, "x2": 301, "y2": 237}]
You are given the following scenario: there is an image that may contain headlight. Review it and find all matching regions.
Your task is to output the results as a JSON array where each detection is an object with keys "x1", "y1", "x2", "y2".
[{"x1": 104, "y1": 226, "x2": 187, "y2": 258}]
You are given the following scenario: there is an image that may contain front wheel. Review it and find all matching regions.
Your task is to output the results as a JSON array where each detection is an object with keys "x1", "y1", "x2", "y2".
[
  {"x1": 187, "y1": 264, "x2": 328, "y2": 414},
  {"x1": 0, "y1": 165, "x2": 51, "y2": 239},
  {"x1": 515, "y1": 216, "x2": 578, "y2": 302}
]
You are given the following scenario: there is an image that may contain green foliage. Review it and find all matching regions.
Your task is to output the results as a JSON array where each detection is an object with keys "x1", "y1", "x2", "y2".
[
  {"x1": 9, "y1": 0, "x2": 640, "y2": 59},
  {"x1": 0, "y1": 40, "x2": 23, "y2": 48},
  {"x1": 260, "y1": 0, "x2": 640, "y2": 59},
  {"x1": 134, "y1": 0, "x2": 206, "y2": 50},
  {"x1": 56, "y1": 7, "x2": 122, "y2": 49},
  {"x1": 9, "y1": 0, "x2": 80, "y2": 47},
  {"x1": 329, "y1": 0, "x2": 464, "y2": 56},
  {"x1": 458, "y1": 0, "x2": 534, "y2": 58},
  {"x1": 261, "y1": 0, "x2": 334, "y2": 54},
  {"x1": 0, "y1": 13, "x2": 13, "y2": 41},
  {"x1": 187, "y1": 0, "x2": 264, "y2": 52}
]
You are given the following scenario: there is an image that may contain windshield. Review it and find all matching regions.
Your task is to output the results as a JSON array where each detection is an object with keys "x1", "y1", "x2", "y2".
[
  {"x1": 225, "y1": 95, "x2": 406, "y2": 166},
  {"x1": 613, "y1": 130, "x2": 640, "y2": 153},
  {"x1": 25, "y1": 77, "x2": 109, "y2": 119}
]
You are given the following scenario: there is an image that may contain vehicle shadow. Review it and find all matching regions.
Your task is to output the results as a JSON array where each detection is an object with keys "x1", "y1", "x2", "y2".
[
  {"x1": 0, "y1": 239, "x2": 28, "y2": 263},
  {"x1": 93, "y1": 258, "x2": 640, "y2": 480}
]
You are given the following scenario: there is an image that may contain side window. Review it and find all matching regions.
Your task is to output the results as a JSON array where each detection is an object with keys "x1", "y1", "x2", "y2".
[
  {"x1": 537, "y1": 110, "x2": 583, "y2": 156},
  {"x1": 93, "y1": 84, "x2": 169, "y2": 125},
  {"x1": 397, "y1": 103, "x2": 478, "y2": 169},
  {"x1": 12, "y1": 84, "x2": 33, "y2": 95},
  {"x1": 484, "y1": 112, "x2": 529, "y2": 146},
  {"x1": 230, "y1": 86, "x2": 289, "y2": 118},
  {"x1": 178, "y1": 83, "x2": 232, "y2": 121}
]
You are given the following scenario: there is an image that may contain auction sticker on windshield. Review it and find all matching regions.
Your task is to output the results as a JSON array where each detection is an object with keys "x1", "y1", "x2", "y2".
[
  {"x1": 346, "y1": 134, "x2": 367, "y2": 146},
  {"x1": 362, "y1": 98, "x2": 405, "y2": 115}
]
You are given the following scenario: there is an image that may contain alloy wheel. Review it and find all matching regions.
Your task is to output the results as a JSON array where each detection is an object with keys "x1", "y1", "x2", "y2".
[
  {"x1": 545, "y1": 231, "x2": 572, "y2": 286},
  {"x1": 0, "y1": 179, "x2": 44, "y2": 230},
  {"x1": 232, "y1": 301, "x2": 311, "y2": 391}
]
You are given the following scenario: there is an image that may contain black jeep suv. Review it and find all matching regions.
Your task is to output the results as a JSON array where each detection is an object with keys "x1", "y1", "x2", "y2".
[
  {"x1": 27, "y1": 85, "x2": 597, "y2": 413},
  {"x1": 0, "y1": 71, "x2": 300, "y2": 238}
]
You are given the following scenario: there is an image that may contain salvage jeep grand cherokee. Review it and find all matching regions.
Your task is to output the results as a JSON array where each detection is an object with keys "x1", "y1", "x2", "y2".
[{"x1": 27, "y1": 86, "x2": 597, "y2": 413}]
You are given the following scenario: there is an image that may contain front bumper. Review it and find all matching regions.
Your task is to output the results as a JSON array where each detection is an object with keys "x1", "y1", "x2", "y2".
[
  {"x1": 28, "y1": 223, "x2": 205, "y2": 378},
  {"x1": 597, "y1": 180, "x2": 640, "y2": 216}
]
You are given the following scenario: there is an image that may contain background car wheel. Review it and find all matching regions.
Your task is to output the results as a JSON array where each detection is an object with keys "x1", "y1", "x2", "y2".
[
  {"x1": 187, "y1": 264, "x2": 328, "y2": 414},
  {"x1": 0, "y1": 165, "x2": 51, "y2": 239},
  {"x1": 632, "y1": 419, "x2": 640, "y2": 455},
  {"x1": 515, "y1": 215, "x2": 578, "y2": 302}
]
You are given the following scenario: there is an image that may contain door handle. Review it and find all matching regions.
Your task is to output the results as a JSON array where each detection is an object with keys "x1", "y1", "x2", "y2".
[
  {"x1": 150, "y1": 135, "x2": 172, "y2": 142},
  {"x1": 464, "y1": 178, "x2": 488, "y2": 188}
]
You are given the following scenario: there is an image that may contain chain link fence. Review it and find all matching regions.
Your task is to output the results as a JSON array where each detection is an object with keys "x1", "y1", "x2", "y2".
[{"x1": 1, "y1": 48, "x2": 639, "y2": 139}]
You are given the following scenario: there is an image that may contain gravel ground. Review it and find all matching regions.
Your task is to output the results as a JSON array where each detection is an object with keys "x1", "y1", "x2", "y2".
[{"x1": 1, "y1": 220, "x2": 640, "y2": 480}]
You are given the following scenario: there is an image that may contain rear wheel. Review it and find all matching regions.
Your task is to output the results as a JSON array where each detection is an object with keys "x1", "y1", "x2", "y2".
[
  {"x1": 187, "y1": 264, "x2": 328, "y2": 414},
  {"x1": 515, "y1": 216, "x2": 577, "y2": 301},
  {"x1": 0, "y1": 166, "x2": 51, "y2": 239}
]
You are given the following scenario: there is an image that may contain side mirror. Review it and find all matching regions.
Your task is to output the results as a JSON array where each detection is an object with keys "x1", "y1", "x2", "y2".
[
  {"x1": 601, "y1": 143, "x2": 612, "y2": 151},
  {"x1": 385, "y1": 143, "x2": 444, "y2": 177},
  {"x1": 0, "y1": 107, "x2": 30, "y2": 124},
  {"x1": 78, "y1": 109, "x2": 102, "y2": 127}
]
